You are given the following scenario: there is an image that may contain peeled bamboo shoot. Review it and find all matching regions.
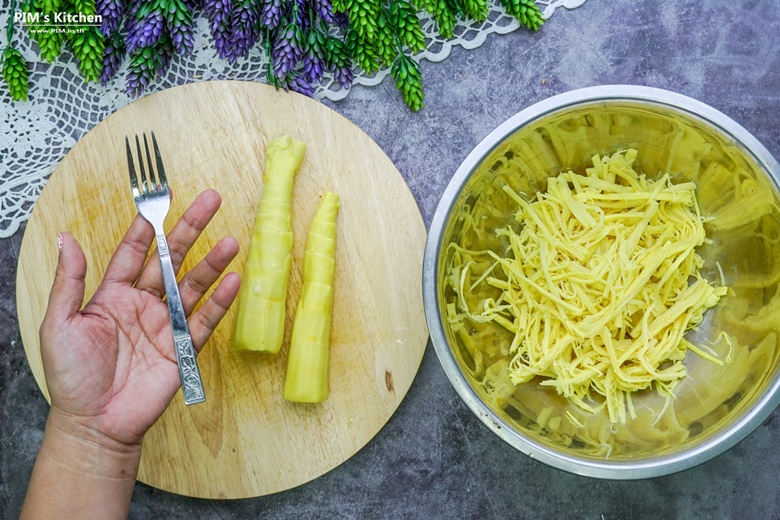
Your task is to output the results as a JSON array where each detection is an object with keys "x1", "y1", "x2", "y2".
[
  {"x1": 232, "y1": 135, "x2": 306, "y2": 354},
  {"x1": 284, "y1": 192, "x2": 340, "y2": 403}
]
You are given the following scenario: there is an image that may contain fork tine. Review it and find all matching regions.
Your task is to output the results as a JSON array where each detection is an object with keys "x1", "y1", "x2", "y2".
[
  {"x1": 126, "y1": 136, "x2": 141, "y2": 197},
  {"x1": 142, "y1": 133, "x2": 157, "y2": 192},
  {"x1": 151, "y1": 132, "x2": 167, "y2": 189},
  {"x1": 135, "y1": 134, "x2": 149, "y2": 194}
]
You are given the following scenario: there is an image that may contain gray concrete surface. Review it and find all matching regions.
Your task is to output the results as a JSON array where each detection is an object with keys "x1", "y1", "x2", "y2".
[{"x1": 4, "y1": 0, "x2": 780, "y2": 518}]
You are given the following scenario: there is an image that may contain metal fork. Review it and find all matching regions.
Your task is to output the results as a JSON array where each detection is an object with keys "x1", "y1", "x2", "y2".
[{"x1": 126, "y1": 132, "x2": 206, "y2": 405}]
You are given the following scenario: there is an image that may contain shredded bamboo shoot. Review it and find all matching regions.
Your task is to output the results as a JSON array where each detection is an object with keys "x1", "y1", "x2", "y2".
[{"x1": 447, "y1": 149, "x2": 728, "y2": 423}]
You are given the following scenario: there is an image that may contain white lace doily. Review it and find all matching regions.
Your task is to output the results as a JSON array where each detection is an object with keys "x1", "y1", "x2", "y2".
[{"x1": 0, "y1": 0, "x2": 586, "y2": 238}]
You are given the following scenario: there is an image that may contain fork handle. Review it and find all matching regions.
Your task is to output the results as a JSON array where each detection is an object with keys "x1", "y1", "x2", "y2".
[{"x1": 157, "y1": 234, "x2": 207, "y2": 405}]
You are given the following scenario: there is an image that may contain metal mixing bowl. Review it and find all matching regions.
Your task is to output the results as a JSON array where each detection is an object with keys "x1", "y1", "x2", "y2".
[{"x1": 423, "y1": 85, "x2": 780, "y2": 479}]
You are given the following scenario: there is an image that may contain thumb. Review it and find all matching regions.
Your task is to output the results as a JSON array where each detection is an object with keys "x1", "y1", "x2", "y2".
[{"x1": 44, "y1": 232, "x2": 88, "y2": 325}]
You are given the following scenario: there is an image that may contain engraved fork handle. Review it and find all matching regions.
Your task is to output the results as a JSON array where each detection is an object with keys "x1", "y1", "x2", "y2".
[{"x1": 155, "y1": 232, "x2": 206, "y2": 405}]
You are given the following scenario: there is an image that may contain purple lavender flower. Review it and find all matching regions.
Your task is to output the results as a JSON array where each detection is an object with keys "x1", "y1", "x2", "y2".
[
  {"x1": 289, "y1": 0, "x2": 308, "y2": 29},
  {"x1": 303, "y1": 51, "x2": 325, "y2": 84},
  {"x1": 155, "y1": 40, "x2": 175, "y2": 75},
  {"x1": 284, "y1": 74, "x2": 315, "y2": 97},
  {"x1": 226, "y1": 1, "x2": 260, "y2": 62},
  {"x1": 100, "y1": 32, "x2": 126, "y2": 83},
  {"x1": 330, "y1": 63, "x2": 353, "y2": 89},
  {"x1": 123, "y1": 3, "x2": 140, "y2": 39},
  {"x1": 298, "y1": 2, "x2": 313, "y2": 33},
  {"x1": 311, "y1": 0, "x2": 337, "y2": 25},
  {"x1": 203, "y1": 0, "x2": 232, "y2": 22},
  {"x1": 169, "y1": 22, "x2": 195, "y2": 55},
  {"x1": 214, "y1": 24, "x2": 233, "y2": 58},
  {"x1": 126, "y1": 54, "x2": 150, "y2": 97},
  {"x1": 97, "y1": 0, "x2": 124, "y2": 36},
  {"x1": 333, "y1": 11, "x2": 349, "y2": 29},
  {"x1": 126, "y1": 37, "x2": 174, "y2": 96},
  {"x1": 203, "y1": 0, "x2": 233, "y2": 59},
  {"x1": 271, "y1": 24, "x2": 304, "y2": 78},
  {"x1": 163, "y1": 0, "x2": 195, "y2": 55},
  {"x1": 322, "y1": 33, "x2": 352, "y2": 88},
  {"x1": 260, "y1": 0, "x2": 283, "y2": 31},
  {"x1": 126, "y1": 10, "x2": 165, "y2": 52},
  {"x1": 303, "y1": 30, "x2": 326, "y2": 84}
]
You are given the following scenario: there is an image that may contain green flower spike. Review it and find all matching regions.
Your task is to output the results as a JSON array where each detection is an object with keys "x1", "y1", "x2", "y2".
[
  {"x1": 391, "y1": 51, "x2": 424, "y2": 111},
  {"x1": 413, "y1": 0, "x2": 456, "y2": 39},
  {"x1": 457, "y1": 0, "x2": 488, "y2": 23},
  {"x1": 501, "y1": 0, "x2": 545, "y2": 31},
  {"x1": 345, "y1": 27, "x2": 380, "y2": 74},
  {"x1": 24, "y1": 0, "x2": 64, "y2": 62},
  {"x1": 72, "y1": 0, "x2": 97, "y2": 15},
  {"x1": 69, "y1": 26, "x2": 106, "y2": 82},
  {"x1": 41, "y1": 0, "x2": 62, "y2": 13},
  {"x1": 375, "y1": 10, "x2": 398, "y2": 68},
  {"x1": 390, "y1": 0, "x2": 426, "y2": 53},
  {"x1": 340, "y1": 0, "x2": 379, "y2": 41},
  {"x1": 2, "y1": 47, "x2": 30, "y2": 101}
]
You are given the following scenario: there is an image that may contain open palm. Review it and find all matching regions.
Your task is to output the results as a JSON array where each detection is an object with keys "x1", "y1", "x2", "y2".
[{"x1": 39, "y1": 190, "x2": 240, "y2": 448}]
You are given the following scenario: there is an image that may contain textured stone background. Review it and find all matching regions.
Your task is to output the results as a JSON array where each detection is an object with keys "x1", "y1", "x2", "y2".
[{"x1": 3, "y1": 0, "x2": 780, "y2": 518}]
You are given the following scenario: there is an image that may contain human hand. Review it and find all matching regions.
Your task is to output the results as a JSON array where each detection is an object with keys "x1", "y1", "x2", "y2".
[{"x1": 39, "y1": 189, "x2": 241, "y2": 450}]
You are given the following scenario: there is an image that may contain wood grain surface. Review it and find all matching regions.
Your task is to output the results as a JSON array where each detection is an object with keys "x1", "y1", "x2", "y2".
[{"x1": 16, "y1": 81, "x2": 429, "y2": 499}]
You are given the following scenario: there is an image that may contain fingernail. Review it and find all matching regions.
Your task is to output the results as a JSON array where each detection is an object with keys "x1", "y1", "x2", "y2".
[{"x1": 58, "y1": 232, "x2": 63, "y2": 253}]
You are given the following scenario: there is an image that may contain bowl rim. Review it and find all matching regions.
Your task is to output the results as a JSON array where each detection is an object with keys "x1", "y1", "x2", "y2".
[{"x1": 422, "y1": 84, "x2": 780, "y2": 479}]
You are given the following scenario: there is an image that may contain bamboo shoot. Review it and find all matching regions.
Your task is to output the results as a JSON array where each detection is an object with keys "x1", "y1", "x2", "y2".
[
  {"x1": 284, "y1": 192, "x2": 341, "y2": 403},
  {"x1": 232, "y1": 135, "x2": 306, "y2": 354}
]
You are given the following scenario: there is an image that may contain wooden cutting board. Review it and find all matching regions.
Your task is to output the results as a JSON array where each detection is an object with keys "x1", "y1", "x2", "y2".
[{"x1": 16, "y1": 81, "x2": 428, "y2": 499}]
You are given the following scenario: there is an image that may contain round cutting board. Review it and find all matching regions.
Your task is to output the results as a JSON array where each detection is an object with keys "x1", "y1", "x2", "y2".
[{"x1": 17, "y1": 81, "x2": 428, "y2": 499}]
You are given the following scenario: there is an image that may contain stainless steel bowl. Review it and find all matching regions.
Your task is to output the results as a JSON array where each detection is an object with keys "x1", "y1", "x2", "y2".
[{"x1": 423, "y1": 85, "x2": 780, "y2": 479}]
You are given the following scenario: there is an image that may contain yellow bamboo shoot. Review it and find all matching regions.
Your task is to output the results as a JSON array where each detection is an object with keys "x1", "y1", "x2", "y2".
[
  {"x1": 232, "y1": 135, "x2": 306, "y2": 354},
  {"x1": 284, "y1": 192, "x2": 340, "y2": 403},
  {"x1": 447, "y1": 149, "x2": 729, "y2": 423}
]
